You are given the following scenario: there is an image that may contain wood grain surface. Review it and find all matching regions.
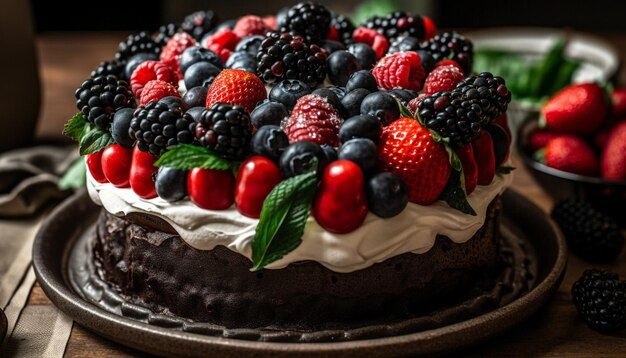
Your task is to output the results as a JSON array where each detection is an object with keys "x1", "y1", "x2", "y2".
[{"x1": 30, "y1": 33, "x2": 626, "y2": 357}]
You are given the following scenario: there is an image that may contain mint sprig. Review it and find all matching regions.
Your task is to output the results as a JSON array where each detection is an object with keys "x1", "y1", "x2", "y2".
[
  {"x1": 63, "y1": 112, "x2": 89, "y2": 142},
  {"x1": 154, "y1": 144, "x2": 231, "y2": 170},
  {"x1": 250, "y1": 170, "x2": 318, "y2": 271},
  {"x1": 64, "y1": 112, "x2": 113, "y2": 155}
]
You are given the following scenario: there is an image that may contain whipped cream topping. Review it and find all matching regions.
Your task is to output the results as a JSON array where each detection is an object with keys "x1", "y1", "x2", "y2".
[{"x1": 87, "y1": 172, "x2": 512, "y2": 272}]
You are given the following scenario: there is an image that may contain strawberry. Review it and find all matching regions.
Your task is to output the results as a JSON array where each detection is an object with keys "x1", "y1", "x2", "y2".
[
  {"x1": 283, "y1": 94, "x2": 341, "y2": 147},
  {"x1": 527, "y1": 129, "x2": 560, "y2": 152},
  {"x1": 542, "y1": 83, "x2": 608, "y2": 134},
  {"x1": 539, "y1": 135, "x2": 598, "y2": 176},
  {"x1": 378, "y1": 117, "x2": 451, "y2": 205},
  {"x1": 235, "y1": 156, "x2": 282, "y2": 218},
  {"x1": 160, "y1": 32, "x2": 197, "y2": 79},
  {"x1": 601, "y1": 121, "x2": 626, "y2": 181},
  {"x1": 422, "y1": 16, "x2": 437, "y2": 41},
  {"x1": 372, "y1": 51, "x2": 425, "y2": 91},
  {"x1": 422, "y1": 64, "x2": 464, "y2": 96},
  {"x1": 472, "y1": 131, "x2": 496, "y2": 185},
  {"x1": 188, "y1": 168, "x2": 235, "y2": 210},
  {"x1": 494, "y1": 113, "x2": 511, "y2": 140},
  {"x1": 101, "y1": 144, "x2": 132, "y2": 188},
  {"x1": 611, "y1": 87, "x2": 626, "y2": 119},
  {"x1": 129, "y1": 147, "x2": 158, "y2": 199},
  {"x1": 86, "y1": 150, "x2": 107, "y2": 183},
  {"x1": 455, "y1": 144, "x2": 478, "y2": 195},
  {"x1": 312, "y1": 160, "x2": 368, "y2": 234},
  {"x1": 139, "y1": 80, "x2": 180, "y2": 106},
  {"x1": 233, "y1": 15, "x2": 271, "y2": 38},
  {"x1": 130, "y1": 60, "x2": 178, "y2": 99},
  {"x1": 205, "y1": 69, "x2": 266, "y2": 113}
]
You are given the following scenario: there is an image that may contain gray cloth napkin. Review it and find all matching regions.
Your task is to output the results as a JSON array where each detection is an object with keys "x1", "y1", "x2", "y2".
[{"x1": 0, "y1": 145, "x2": 77, "y2": 357}]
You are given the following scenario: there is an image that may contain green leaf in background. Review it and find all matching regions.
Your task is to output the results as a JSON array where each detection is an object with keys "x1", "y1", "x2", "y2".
[
  {"x1": 154, "y1": 144, "x2": 231, "y2": 170},
  {"x1": 79, "y1": 127, "x2": 114, "y2": 155},
  {"x1": 351, "y1": 0, "x2": 397, "y2": 25},
  {"x1": 63, "y1": 112, "x2": 89, "y2": 142},
  {"x1": 251, "y1": 170, "x2": 318, "y2": 271},
  {"x1": 59, "y1": 157, "x2": 86, "y2": 190}
]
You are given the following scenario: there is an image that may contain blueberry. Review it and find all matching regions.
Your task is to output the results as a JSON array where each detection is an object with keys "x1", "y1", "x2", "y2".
[
  {"x1": 184, "y1": 61, "x2": 221, "y2": 89},
  {"x1": 124, "y1": 52, "x2": 159, "y2": 79},
  {"x1": 345, "y1": 70, "x2": 378, "y2": 92},
  {"x1": 225, "y1": 51, "x2": 257, "y2": 73},
  {"x1": 322, "y1": 40, "x2": 345, "y2": 54},
  {"x1": 159, "y1": 96, "x2": 186, "y2": 111},
  {"x1": 339, "y1": 114, "x2": 382, "y2": 144},
  {"x1": 250, "y1": 125, "x2": 289, "y2": 163},
  {"x1": 279, "y1": 141, "x2": 327, "y2": 178},
  {"x1": 183, "y1": 86, "x2": 208, "y2": 108},
  {"x1": 320, "y1": 144, "x2": 337, "y2": 163},
  {"x1": 365, "y1": 172, "x2": 409, "y2": 218},
  {"x1": 416, "y1": 50, "x2": 435, "y2": 75},
  {"x1": 388, "y1": 36, "x2": 420, "y2": 54},
  {"x1": 360, "y1": 91, "x2": 400, "y2": 126},
  {"x1": 388, "y1": 88, "x2": 418, "y2": 105},
  {"x1": 250, "y1": 101, "x2": 288, "y2": 128},
  {"x1": 312, "y1": 88, "x2": 343, "y2": 114},
  {"x1": 184, "y1": 106, "x2": 205, "y2": 123},
  {"x1": 338, "y1": 138, "x2": 378, "y2": 174},
  {"x1": 484, "y1": 124, "x2": 510, "y2": 166},
  {"x1": 235, "y1": 35, "x2": 264, "y2": 56},
  {"x1": 341, "y1": 88, "x2": 370, "y2": 118},
  {"x1": 180, "y1": 46, "x2": 223, "y2": 73},
  {"x1": 269, "y1": 79, "x2": 312, "y2": 110},
  {"x1": 112, "y1": 108, "x2": 135, "y2": 149},
  {"x1": 328, "y1": 86, "x2": 347, "y2": 100},
  {"x1": 347, "y1": 43, "x2": 377, "y2": 70},
  {"x1": 327, "y1": 50, "x2": 361, "y2": 87},
  {"x1": 155, "y1": 167, "x2": 188, "y2": 202}
]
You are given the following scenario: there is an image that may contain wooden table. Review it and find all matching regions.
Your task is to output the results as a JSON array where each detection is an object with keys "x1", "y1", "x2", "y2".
[{"x1": 29, "y1": 33, "x2": 626, "y2": 357}]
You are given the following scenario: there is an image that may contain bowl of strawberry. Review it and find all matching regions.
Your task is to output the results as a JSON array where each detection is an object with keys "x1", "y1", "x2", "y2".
[{"x1": 517, "y1": 82, "x2": 626, "y2": 222}]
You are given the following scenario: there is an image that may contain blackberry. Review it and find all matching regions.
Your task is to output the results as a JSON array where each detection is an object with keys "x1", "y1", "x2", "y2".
[
  {"x1": 195, "y1": 103, "x2": 252, "y2": 160},
  {"x1": 331, "y1": 13, "x2": 355, "y2": 45},
  {"x1": 91, "y1": 60, "x2": 125, "y2": 80},
  {"x1": 279, "y1": 2, "x2": 331, "y2": 44},
  {"x1": 361, "y1": 11, "x2": 425, "y2": 41},
  {"x1": 256, "y1": 32, "x2": 328, "y2": 87},
  {"x1": 418, "y1": 72, "x2": 511, "y2": 148},
  {"x1": 181, "y1": 10, "x2": 218, "y2": 41},
  {"x1": 129, "y1": 100, "x2": 195, "y2": 156},
  {"x1": 388, "y1": 36, "x2": 420, "y2": 54},
  {"x1": 572, "y1": 269, "x2": 626, "y2": 332},
  {"x1": 419, "y1": 31, "x2": 473, "y2": 75},
  {"x1": 154, "y1": 23, "x2": 180, "y2": 47},
  {"x1": 116, "y1": 31, "x2": 161, "y2": 63},
  {"x1": 552, "y1": 198, "x2": 624, "y2": 263},
  {"x1": 75, "y1": 75, "x2": 135, "y2": 131}
]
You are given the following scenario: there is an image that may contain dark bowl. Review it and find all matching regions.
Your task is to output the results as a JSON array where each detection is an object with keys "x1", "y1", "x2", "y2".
[{"x1": 516, "y1": 117, "x2": 626, "y2": 223}]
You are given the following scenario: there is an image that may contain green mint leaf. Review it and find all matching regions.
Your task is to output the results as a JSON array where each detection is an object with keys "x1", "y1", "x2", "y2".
[
  {"x1": 79, "y1": 127, "x2": 114, "y2": 155},
  {"x1": 251, "y1": 171, "x2": 318, "y2": 271},
  {"x1": 438, "y1": 165, "x2": 476, "y2": 216},
  {"x1": 63, "y1": 112, "x2": 89, "y2": 142},
  {"x1": 394, "y1": 97, "x2": 414, "y2": 119},
  {"x1": 59, "y1": 157, "x2": 86, "y2": 190},
  {"x1": 154, "y1": 144, "x2": 231, "y2": 170}
]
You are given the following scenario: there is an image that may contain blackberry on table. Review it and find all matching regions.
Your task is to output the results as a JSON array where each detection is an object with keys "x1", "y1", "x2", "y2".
[
  {"x1": 361, "y1": 11, "x2": 425, "y2": 41},
  {"x1": 91, "y1": 60, "x2": 125, "y2": 80},
  {"x1": 116, "y1": 31, "x2": 161, "y2": 63},
  {"x1": 75, "y1": 75, "x2": 135, "y2": 131},
  {"x1": 572, "y1": 269, "x2": 626, "y2": 332},
  {"x1": 418, "y1": 72, "x2": 511, "y2": 148},
  {"x1": 331, "y1": 13, "x2": 355, "y2": 45},
  {"x1": 181, "y1": 10, "x2": 218, "y2": 41},
  {"x1": 154, "y1": 23, "x2": 180, "y2": 47},
  {"x1": 195, "y1": 103, "x2": 252, "y2": 160},
  {"x1": 279, "y1": 2, "x2": 331, "y2": 44},
  {"x1": 129, "y1": 100, "x2": 195, "y2": 156},
  {"x1": 552, "y1": 198, "x2": 624, "y2": 263},
  {"x1": 419, "y1": 31, "x2": 473, "y2": 75},
  {"x1": 256, "y1": 32, "x2": 328, "y2": 87}
]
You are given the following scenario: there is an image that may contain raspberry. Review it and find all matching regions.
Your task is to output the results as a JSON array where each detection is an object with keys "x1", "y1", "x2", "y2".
[
  {"x1": 283, "y1": 94, "x2": 341, "y2": 146},
  {"x1": 352, "y1": 27, "x2": 389, "y2": 59},
  {"x1": 204, "y1": 28, "x2": 240, "y2": 63},
  {"x1": 372, "y1": 51, "x2": 425, "y2": 91},
  {"x1": 422, "y1": 16, "x2": 437, "y2": 40},
  {"x1": 263, "y1": 16, "x2": 276, "y2": 30},
  {"x1": 233, "y1": 15, "x2": 271, "y2": 38},
  {"x1": 160, "y1": 32, "x2": 197, "y2": 79},
  {"x1": 130, "y1": 61, "x2": 178, "y2": 99},
  {"x1": 435, "y1": 59, "x2": 463, "y2": 72},
  {"x1": 139, "y1": 80, "x2": 180, "y2": 106},
  {"x1": 423, "y1": 64, "x2": 465, "y2": 96}
]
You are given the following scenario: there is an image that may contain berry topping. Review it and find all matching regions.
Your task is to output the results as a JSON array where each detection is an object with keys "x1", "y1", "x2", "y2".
[
  {"x1": 341, "y1": 88, "x2": 370, "y2": 118},
  {"x1": 327, "y1": 50, "x2": 361, "y2": 86},
  {"x1": 283, "y1": 94, "x2": 341, "y2": 147},
  {"x1": 347, "y1": 43, "x2": 377, "y2": 70},
  {"x1": 155, "y1": 167, "x2": 188, "y2": 202},
  {"x1": 235, "y1": 156, "x2": 282, "y2": 218},
  {"x1": 116, "y1": 31, "x2": 161, "y2": 63},
  {"x1": 422, "y1": 64, "x2": 465, "y2": 96},
  {"x1": 196, "y1": 103, "x2": 253, "y2": 160},
  {"x1": 552, "y1": 198, "x2": 624, "y2": 263},
  {"x1": 455, "y1": 144, "x2": 478, "y2": 195},
  {"x1": 180, "y1": 10, "x2": 218, "y2": 41},
  {"x1": 372, "y1": 51, "x2": 425, "y2": 92},
  {"x1": 572, "y1": 269, "x2": 626, "y2": 332},
  {"x1": 86, "y1": 151, "x2": 107, "y2": 183},
  {"x1": 419, "y1": 31, "x2": 473, "y2": 75},
  {"x1": 91, "y1": 60, "x2": 124, "y2": 80},
  {"x1": 351, "y1": 27, "x2": 389, "y2": 59},
  {"x1": 268, "y1": 79, "x2": 312, "y2": 110},
  {"x1": 129, "y1": 99, "x2": 194, "y2": 156},
  {"x1": 182, "y1": 86, "x2": 209, "y2": 108},
  {"x1": 160, "y1": 32, "x2": 197, "y2": 78},
  {"x1": 378, "y1": 117, "x2": 451, "y2": 205},
  {"x1": 184, "y1": 61, "x2": 221, "y2": 89},
  {"x1": 388, "y1": 36, "x2": 419, "y2": 54},
  {"x1": 472, "y1": 131, "x2": 496, "y2": 185},
  {"x1": 234, "y1": 35, "x2": 265, "y2": 56},
  {"x1": 361, "y1": 11, "x2": 426, "y2": 41},
  {"x1": 111, "y1": 108, "x2": 135, "y2": 149},
  {"x1": 359, "y1": 91, "x2": 400, "y2": 126},
  {"x1": 250, "y1": 125, "x2": 289, "y2": 163},
  {"x1": 338, "y1": 138, "x2": 378, "y2": 174},
  {"x1": 205, "y1": 69, "x2": 267, "y2": 113},
  {"x1": 256, "y1": 32, "x2": 328, "y2": 87},
  {"x1": 129, "y1": 146, "x2": 158, "y2": 199},
  {"x1": 279, "y1": 2, "x2": 332, "y2": 44},
  {"x1": 204, "y1": 28, "x2": 240, "y2": 63},
  {"x1": 279, "y1": 141, "x2": 327, "y2": 178},
  {"x1": 250, "y1": 101, "x2": 289, "y2": 128},
  {"x1": 233, "y1": 15, "x2": 272, "y2": 38},
  {"x1": 101, "y1": 144, "x2": 133, "y2": 188},
  {"x1": 180, "y1": 46, "x2": 223, "y2": 74},
  {"x1": 225, "y1": 51, "x2": 258, "y2": 73},
  {"x1": 75, "y1": 75, "x2": 135, "y2": 131},
  {"x1": 339, "y1": 114, "x2": 382, "y2": 144},
  {"x1": 124, "y1": 53, "x2": 160, "y2": 80},
  {"x1": 345, "y1": 70, "x2": 378, "y2": 93},
  {"x1": 365, "y1": 172, "x2": 409, "y2": 218},
  {"x1": 130, "y1": 60, "x2": 178, "y2": 99},
  {"x1": 139, "y1": 80, "x2": 180, "y2": 106},
  {"x1": 188, "y1": 168, "x2": 235, "y2": 210},
  {"x1": 330, "y1": 13, "x2": 355, "y2": 45}
]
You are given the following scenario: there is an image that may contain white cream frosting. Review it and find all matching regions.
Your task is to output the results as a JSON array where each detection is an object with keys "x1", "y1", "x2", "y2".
[{"x1": 87, "y1": 171, "x2": 512, "y2": 273}]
